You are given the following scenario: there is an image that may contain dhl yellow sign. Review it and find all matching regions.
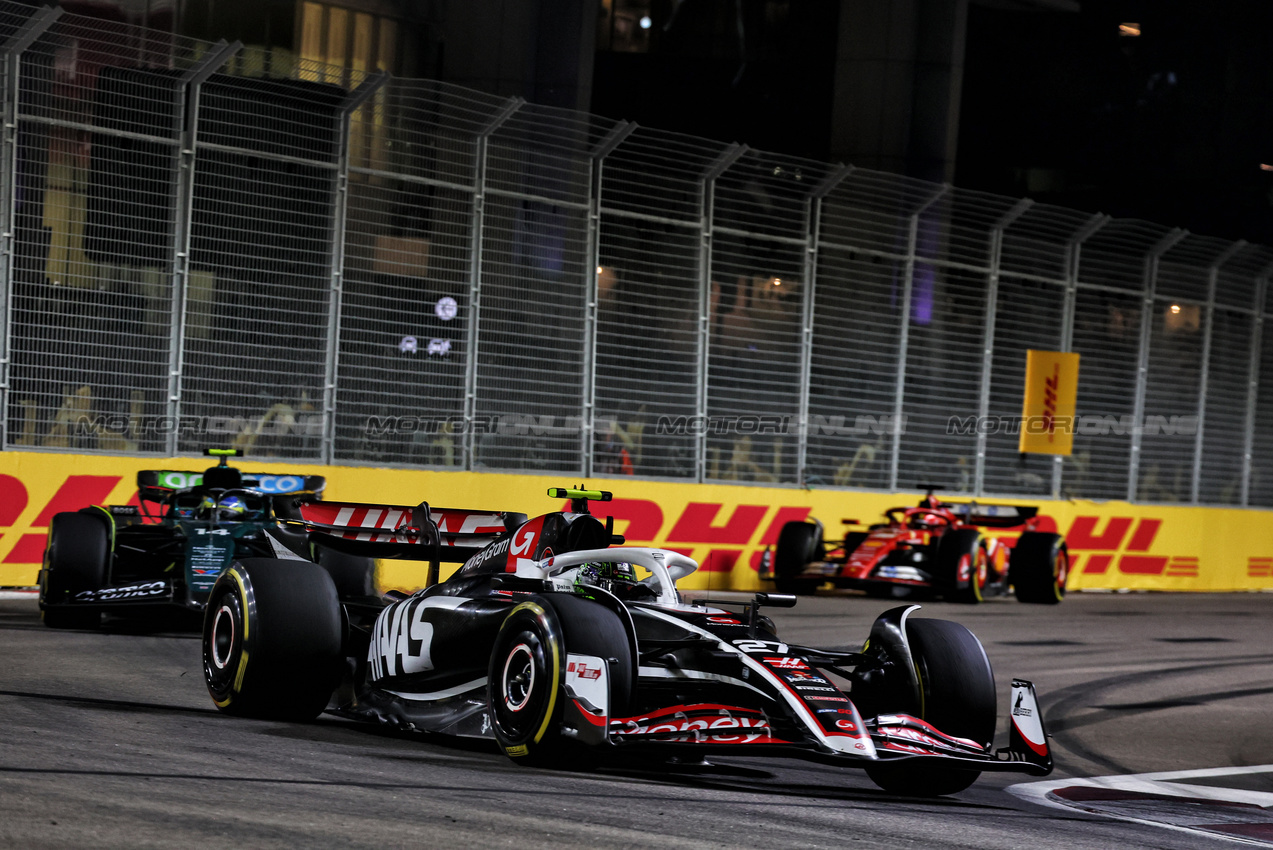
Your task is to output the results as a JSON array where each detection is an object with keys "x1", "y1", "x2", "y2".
[
  {"x1": 1020, "y1": 349, "x2": 1080, "y2": 456},
  {"x1": 0, "y1": 451, "x2": 1269, "y2": 593}
]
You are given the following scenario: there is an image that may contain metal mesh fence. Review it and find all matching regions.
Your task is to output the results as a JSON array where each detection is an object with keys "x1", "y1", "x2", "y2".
[
  {"x1": 180, "y1": 72, "x2": 345, "y2": 460},
  {"x1": 2, "y1": 1, "x2": 1273, "y2": 506},
  {"x1": 983, "y1": 276, "x2": 1065, "y2": 496},
  {"x1": 594, "y1": 213, "x2": 700, "y2": 479}
]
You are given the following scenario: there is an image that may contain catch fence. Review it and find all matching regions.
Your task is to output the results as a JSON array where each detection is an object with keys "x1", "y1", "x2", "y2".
[{"x1": 2, "y1": 2, "x2": 1271, "y2": 506}]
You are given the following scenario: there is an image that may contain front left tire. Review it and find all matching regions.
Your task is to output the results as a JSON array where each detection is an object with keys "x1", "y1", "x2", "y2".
[
  {"x1": 203, "y1": 558, "x2": 344, "y2": 721},
  {"x1": 488, "y1": 594, "x2": 633, "y2": 768},
  {"x1": 772, "y1": 521, "x2": 822, "y2": 595},
  {"x1": 1010, "y1": 532, "x2": 1069, "y2": 604},
  {"x1": 39, "y1": 512, "x2": 110, "y2": 630},
  {"x1": 933, "y1": 529, "x2": 988, "y2": 604},
  {"x1": 864, "y1": 617, "x2": 997, "y2": 796}
]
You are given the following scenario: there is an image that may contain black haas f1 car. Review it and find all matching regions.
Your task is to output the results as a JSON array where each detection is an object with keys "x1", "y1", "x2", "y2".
[
  {"x1": 38, "y1": 450, "x2": 368, "y2": 629},
  {"x1": 201, "y1": 487, "x2": 1053, "y2": 796},
  {"x1": 760, "y1": 489, "x2": 1069, "y2": 604}
]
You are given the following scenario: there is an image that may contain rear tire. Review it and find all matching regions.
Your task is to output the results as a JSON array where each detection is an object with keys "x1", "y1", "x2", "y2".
[
  {"x1": 39, "y1": 512, "x2": 110, "y2": 630},
  {"x1": 488, "y1": 595, "x2": 632, "y2": 769},
  {"x1": 203, "y1": 559, "x2": 344, "y2": 721},
  {"x1": 932, "y1": 529, "x2": 987, "y2": 604},
  {"x1": 1010, "y1": 533, "x2": 1068, "y2": 604},
  {"x1": 773, "y1": 522, "x2": 822, "y2": 595},
  {"x1": 865, "y1": 618, "x2": 996, "y2": 796},
  {"x1": 314, "y1": 544, "x2": 377, "y2": 598}
]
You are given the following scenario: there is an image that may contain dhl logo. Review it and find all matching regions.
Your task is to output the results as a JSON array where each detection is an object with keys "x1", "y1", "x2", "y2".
[
  {"x1": 0, "y1": 473, "x2": 134, "y2": 567},
  {"x1": 560, "y1": 497, "x2": 814, "y2": 575},
  {"x1": 1065, "y1": 516, "x2": 1197, "y2": 577},
  {"x1": 599, "y1": 501, "x2": 1205, "y2": 580},
  {"x1": 1042, "y1": 363, "x2": 1060, "y2": 443},
  {"x1": 3, "y1": 468, "x2": 1268, "y2": 593},
  {"x1": 0, "y1": 480, "x2": 806, "y2": 575}
]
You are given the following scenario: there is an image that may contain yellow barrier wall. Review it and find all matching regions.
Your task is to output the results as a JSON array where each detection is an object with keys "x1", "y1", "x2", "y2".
[{"x1": 2, "y1": 451, "x2": 1271, "y2": 593}]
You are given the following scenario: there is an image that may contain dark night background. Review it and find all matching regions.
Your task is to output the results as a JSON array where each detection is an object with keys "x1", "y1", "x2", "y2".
[
  {"x1": 39, "y1": 0, "x2": 1273, "y2": 245},
  {"x1": 589, "y1": 0, "x2": 1273, "y2": 245},
  {"x1": 591, "y1": 0, "x2": 841, "y2": 161},
  {"x1": 958, "y1": 1, "x2": 1273, "y2": 244}
]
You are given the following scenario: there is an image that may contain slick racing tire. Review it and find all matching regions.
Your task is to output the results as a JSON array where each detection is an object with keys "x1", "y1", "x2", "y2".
[
  {"x1": 865, "y1": 618, "x2": 997, "y2": 797},
  {"x1": 933, "y1": 529, "x2": 988, "y2": 604},
  {"x1": 39, "y1": 511, "x2": 109, "y2": 630},
  {"x1": 203, "y1": 559, "x2": 344, "y2": 721},
  {"x1": 488, "y1": 595, "x2": 633, "y2": 769},
  {"x1": 1009, "y1": 532, "x2": 1069, "y2": 604},
  {"x1": 773, "y1": 521, "x2": 822, "y2": 595},
  {"x1": 314, "y1": 544, "x2": 377, "y2": 599}
]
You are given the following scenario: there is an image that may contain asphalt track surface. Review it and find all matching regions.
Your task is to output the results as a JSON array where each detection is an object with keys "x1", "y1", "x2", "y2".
[{"x1": 3, "y1": 590, "x2": 1273, "y2": 849}]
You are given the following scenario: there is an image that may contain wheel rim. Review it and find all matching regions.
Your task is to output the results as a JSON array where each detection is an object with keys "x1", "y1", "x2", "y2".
[
  {"x1": 958, "y1": 551, "x2": 986, "y2": 599},
  {"x1": 502, "y1": 643, "x2": 536, "y2": 713},
  {"x1": 211, "y1": 604, "x2": 236, "y2": 670},
  {"x1": 1054, "y1": 550, "x2": 1069, "y2": 595},
  {"x1": 204, "y1": 588, "x2": 244, "y2": 698}
]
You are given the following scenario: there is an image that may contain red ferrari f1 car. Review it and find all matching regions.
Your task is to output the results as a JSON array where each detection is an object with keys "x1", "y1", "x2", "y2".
[
  {"x1": 760, "y1": 490, "x2": 1068, "y2": 603},
  {"x1": 201, "y1": 487, "x2": 1053, "y2": 796}
]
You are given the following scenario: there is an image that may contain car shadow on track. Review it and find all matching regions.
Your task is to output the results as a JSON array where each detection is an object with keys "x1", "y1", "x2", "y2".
[
  {"x1": 2, "y1": 686, "x2": 1014, "y2": 810},
  {"x1": 0, "y1": 687, "x2": 218, "y2": 716},
  {"x1": 0, "y1": 600, "x2": 202, "y2": 637},
  {"x1": 594, "y1": 759, "x2": 1010, "y2": 810},
  {"x1": 257, "y1": 716, "x2": 1008, "y2": 809}
]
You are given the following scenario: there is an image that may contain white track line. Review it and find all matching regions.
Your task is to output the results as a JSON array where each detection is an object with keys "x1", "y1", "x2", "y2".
[{"x1": 1009, "y1": 765, "x2": 1273, "y2": 847}]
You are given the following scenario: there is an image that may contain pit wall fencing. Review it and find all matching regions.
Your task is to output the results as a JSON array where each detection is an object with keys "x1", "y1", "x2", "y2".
[
  {"x1": 3, "y1": 3, "x2": 1273, "y2": 511},
  {"x1": 1, "y1": 451, "x2": 1269, "y2": 593}
]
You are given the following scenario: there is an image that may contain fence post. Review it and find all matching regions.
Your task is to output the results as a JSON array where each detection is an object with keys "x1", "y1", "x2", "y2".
[
  {"x1": 1053, "y1": 213, "x2": 1110, "y2": 498},
  {"x1": 0, "y1": 6, "x2": 61, "y2": 449},
  {"x1": 696, "y1": 143, "x2": 747, "y2": 483},
  {"x1": 165, "y1": 40, "x2": 239, "y2": 457},
  {"x1": 320, "y1": 71, "x2": 387, "y2": 465},
  {"x1": 1125, "y1": 227, "x2": 1186, "y2": 501},
  {"x1": 974, "y1": 198, "x2": 1032, "y2": 496},
  {"x1": 582, "y1": 120, "x2": 635, "y2": 479},
  {"x1": 462, "y1": 97, "x2": 523, "y2": 470},
  {"x1": 1241, "y1": 267, "x2": 1271, "y2": 507},
  {"x1": 889, "y1": 184, "x2": 948, "y2": 492},
  {"x1": 797, "y1": 165, "x2": 851, "y2": 488},
  {"x1": 1191, "y1": 240, "x2": 1246, "y2": 503}
]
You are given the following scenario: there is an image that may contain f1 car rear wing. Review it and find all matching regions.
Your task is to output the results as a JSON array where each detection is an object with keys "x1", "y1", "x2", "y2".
[
  {"x1": 136, "y1": 470, "x2": 327, "y2": 498},
  {"x1": 940, "y1": 502, "x2": 1039, "y2": 529},
  {"x1": 279, "y1": 500, "x2": 527, "y2": 565}
]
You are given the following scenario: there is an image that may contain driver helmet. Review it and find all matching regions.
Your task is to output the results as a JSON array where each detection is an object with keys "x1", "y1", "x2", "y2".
[
  {"x1": 909, "y1": 511, "x2": 943, "y2": 529},
  {"x1": 199, "y1": 494, "x2": 247, "y2": 521},
  {"x1": 574, "y1": 560, "x2": 638, "y2": 597}
]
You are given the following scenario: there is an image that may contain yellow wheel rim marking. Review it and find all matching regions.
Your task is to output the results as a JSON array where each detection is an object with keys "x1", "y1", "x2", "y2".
[
  {"x1": 233, "y1": 650, "x2": 250, "y2": 693},
  {"x1": 504, "y1": 601, "x2": 561, "y2": 747},
  {"x1": 227, "y1": 568, "x2": 249, "y2": 642}
]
